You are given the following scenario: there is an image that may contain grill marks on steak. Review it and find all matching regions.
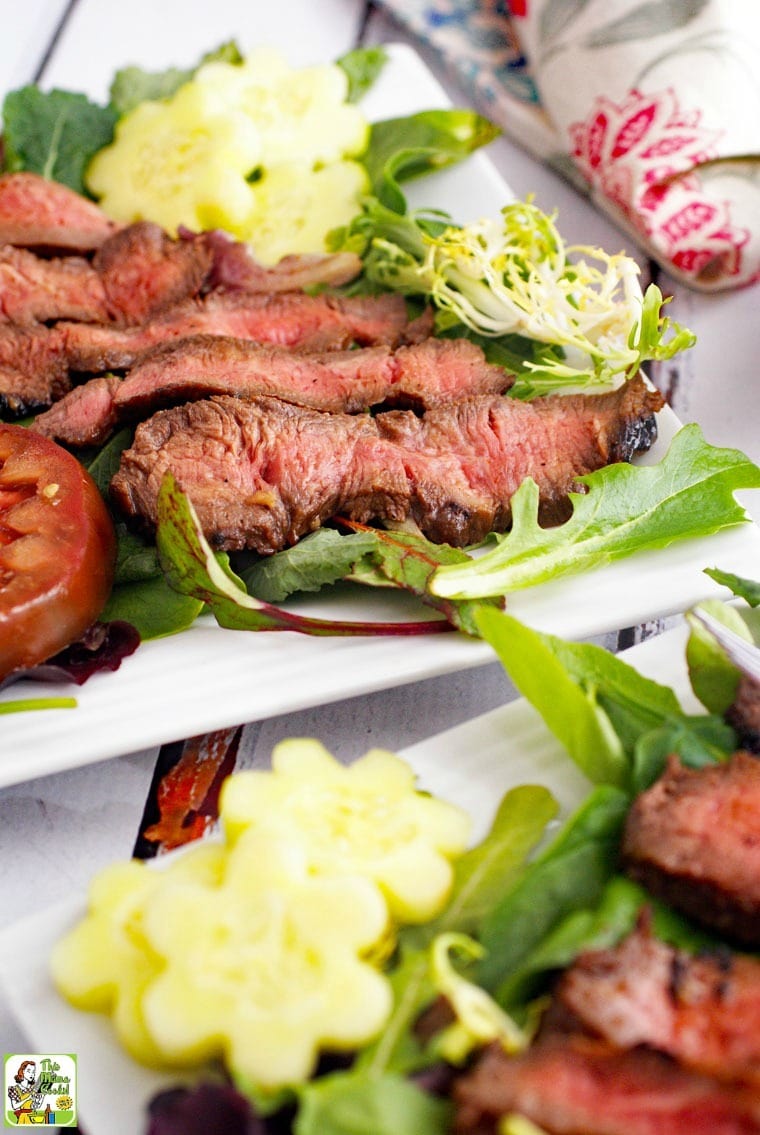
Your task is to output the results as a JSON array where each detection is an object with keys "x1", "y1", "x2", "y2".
[
  {"x1": 0, "y1": 172, "x2": 120, "y2": 252},
  {"x1": 557, "y1": 916, "x2": 760, "y2": 1089},
  {"x1": 452, "y1": 1034, "x2": 760, "y2": 1135},
  {"x1": 110, "y1": 375, "x2": 662, "y2": 554},
  {"x1": 622, "y1": 752, "x2": 760, "y2": 947},
  {"x1": 32, "y1": 335, "x2": 513, "y2": 446}
]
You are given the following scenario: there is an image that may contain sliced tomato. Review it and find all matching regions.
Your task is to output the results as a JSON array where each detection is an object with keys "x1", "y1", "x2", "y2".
[{"x1": 0, "y1": 424, "x2": 116, "y2": 680}]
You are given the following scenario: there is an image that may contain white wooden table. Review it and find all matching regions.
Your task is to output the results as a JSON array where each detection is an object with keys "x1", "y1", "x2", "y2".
[{"x1": 1, "y1": 0, "x2": 758, "y2": 1071}]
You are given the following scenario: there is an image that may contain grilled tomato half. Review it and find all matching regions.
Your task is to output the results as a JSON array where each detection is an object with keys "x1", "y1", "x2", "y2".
[{"x1": 0, "y1": 423, "x2": 116, "y2": 680}]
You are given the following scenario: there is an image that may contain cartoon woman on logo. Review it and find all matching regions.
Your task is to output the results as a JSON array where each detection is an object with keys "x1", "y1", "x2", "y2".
[{"x1": 6, "y1": 1061, "x2": 47, "y2": 1124}]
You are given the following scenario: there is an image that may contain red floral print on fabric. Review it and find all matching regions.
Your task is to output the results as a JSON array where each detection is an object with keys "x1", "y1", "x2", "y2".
[{"x1": 569, "y1": 88, "x2": 749, "y2": 283}]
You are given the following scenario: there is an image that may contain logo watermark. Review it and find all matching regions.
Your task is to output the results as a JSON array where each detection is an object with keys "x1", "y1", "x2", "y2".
[{"x1": 4, "y1": 1054, "x2": 77, "y2": 1127}]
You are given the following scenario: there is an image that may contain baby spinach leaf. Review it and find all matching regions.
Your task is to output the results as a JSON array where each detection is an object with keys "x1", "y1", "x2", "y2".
[
  {"x1": 100, "y1": 575, "x2": 204, "y2": 641},
  {"x1": 363, "y1": 109, "x2": 500, "y2": 213},
  {"x1": 476, "y1": 786, "x2": 630, "y2": 996},
  {"x1": 427, "y1": 785, "x2": 558, "y2": 939},
  {"x1": 475, "y1": 609, "x2": 641, "y2": 786},
  {"x1": 631, "y1": 714, "x2": 735, "y2": 793},
  {"x1": 2, "y1": 86, "x2": 117, "y2": 193},
  {"x1": 430, "y1": 425, "x2": 760, "y2": 599},
  {"x1": 237, "y1": 528, "x2": 378, "y2": 602}
]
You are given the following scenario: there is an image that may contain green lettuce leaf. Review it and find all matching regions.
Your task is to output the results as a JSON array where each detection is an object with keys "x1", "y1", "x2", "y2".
[
  {"x1": 295, "y1": 1070, "x2": 451, "y2": 1135},
  {"x1": 476, "y1": 607, "x2": 735, "y2": 789},
  {"x1": 431, "y1": 424, "x2": 760, "y2": 599},
  {"x1": 154, "y1": 472, "x2": 449, "y2": 637},
  {"x1": 354, "y1": 785, "x2": 557, "y2": 1080},
  {"x1": 337, "y1": 46, "x2": 389, "y2": 103},
  {"x1": 237, "y1": 528, "x2": 379, "y2": 602},
  {"x1": 476, "y1": 786, "x2": 630, "y2": 998},
  {"x1": 360, "y1": 110, "x2": 500, "y2": 213},
  {"x1": 108, "y1": 40, "x2": 243, "y2": 115},
  {"x1": 1, "y1": 87, "x2": 116, "y2": 193},
  {"x1": 237, "y1": 520, "x2": 502, "y2": 636},
  {"x1": 704, "y1": 566, "x2": 760, "y2": 607},
  {"x1": 684, "y1": 598, "x2": 750, "y2": 714}
]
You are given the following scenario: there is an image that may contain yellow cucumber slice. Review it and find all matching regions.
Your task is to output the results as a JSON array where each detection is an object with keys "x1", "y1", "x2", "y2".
[
  {"x1": 196, "y1": 48, "x2": 369, "y2": 167},
  {"x1": 220, "y1": 738, "x2": 472, "y2": 922},
  {"x1": 242, "y1": 159, "x2": 369, "y2": 265},
  {"x1": 86, "y1": 81, "x2": 260, "y2": 236},
  {"x1": 140, "y1": 829, "x2": 392, "y2": 1087}
]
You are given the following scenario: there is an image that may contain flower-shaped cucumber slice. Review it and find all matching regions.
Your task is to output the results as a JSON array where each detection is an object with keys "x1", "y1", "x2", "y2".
[
  {"x1": 195, "y1": 48, "x2": 368, "y2": 168},
  {"x1": 220, "y1": 739, "x2": 472, "y2": 923},
  {"x1": 50, "y1": 843, "x2": 225, "y2": 1065},
  {"x1": 140, "y1": 829, "x2": 392, "y2": 1088},
  {"x1": 244, "y1": 159, "x2": 368, "y2": 264},
  {"x1": 86, "y1": 80, "x2": 260, "y2": 237}
]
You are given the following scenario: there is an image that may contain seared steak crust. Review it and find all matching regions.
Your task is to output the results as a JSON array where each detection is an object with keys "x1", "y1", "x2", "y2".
[
  {"x1": 111, "y1": 376, "x2": 662, "y2": 553},
  {"x1": 622, "y1": 752, "x2": 760, "y2": 947},
  {"x1": 558, "y1": 917, "x2": 760, "y2": 1088},
  {"x1": 453, "y1": 1035, "x2": 760, "y2": 1135},
  {"x1": 0, "y1": 325, "x2": 70, "y2": 417}
]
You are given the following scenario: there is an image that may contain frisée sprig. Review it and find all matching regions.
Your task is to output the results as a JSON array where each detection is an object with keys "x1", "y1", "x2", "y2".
[{"x1": 334, "y1": 197, "x2": 695, "y2": 394}]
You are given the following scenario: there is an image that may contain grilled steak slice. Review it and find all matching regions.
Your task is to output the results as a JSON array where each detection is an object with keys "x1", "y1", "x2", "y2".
[
  {"x1": 0, "y1": 326, "x2": 70, "y2": 418},
  {"x1": 0, "y1": 246, "x2": 110, "y2": 325},
  {"x1": 622, "y1": 752, "x2": 760, "y2": 947},
  {"x1": 111, "y1": 375, "x2": 662, "y2": 553},
  {"x1": 34, "y1": 335, "x2": 513, "y2": 445},
  {"x1": 0, "y1": 363, "x2": 70, "y2": 418},
  {"x1": 94, "y1": 222, "x2": 212, "y2": 323},
  {"x1": 727, "y1": 675, "x2": 760, "y2": 754},
  {"x1": 452, "y1": 1035, "x2": 760, "y2": 1135},
  {"x1": 59, "y1": 289, "x2": 420, "y2": 373},
  {"x1": 0, "y1": 222, "x2": 213, "y2": 328},
  {"x1": 194, "y1": 228, "x2": 363, "y2": 292},
  {"x1": 31, "y1": 375, "x2": 121, "y2": 447},
  {"x1": 558, "y1": 916, "x2": 760, "y2": 1088},
  {"x1": 0, "y1": 172, "x2": 119, "y2": 252},
  {"x1": 112, "y1": 395, "x2": 410, "y2": 553},
  {"x1": 376, "y1": 375, "x2": 663, "y2": 543}
]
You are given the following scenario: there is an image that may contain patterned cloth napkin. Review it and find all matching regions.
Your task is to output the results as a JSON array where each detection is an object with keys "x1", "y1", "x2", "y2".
[{"x1": 376, "y1": 0, "x2": 760, "y2": 291}]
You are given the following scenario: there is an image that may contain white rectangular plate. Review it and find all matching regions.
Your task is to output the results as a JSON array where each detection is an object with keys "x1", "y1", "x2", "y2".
[
  {"x1": 0, "y1": 622, "x2": 700, "y2": 1135},
  {"x1": 2, "y1": 44, "x2": 760, "y2": 787}
]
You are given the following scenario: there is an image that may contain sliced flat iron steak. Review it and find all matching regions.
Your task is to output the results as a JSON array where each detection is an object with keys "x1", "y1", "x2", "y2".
[{"x1": 111, "y1": 375, "x2": 663, "y2": 553}]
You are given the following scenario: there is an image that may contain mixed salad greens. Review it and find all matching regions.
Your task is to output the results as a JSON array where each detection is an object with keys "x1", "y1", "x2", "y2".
[{"x1": 50, "y1": 570, "x2": 760, "y2": 1134}]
